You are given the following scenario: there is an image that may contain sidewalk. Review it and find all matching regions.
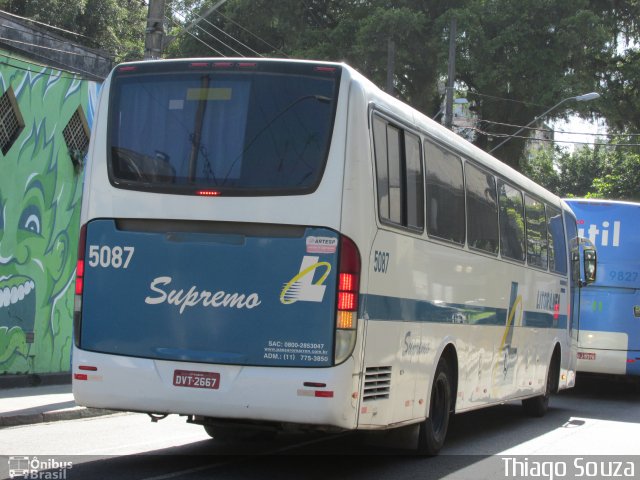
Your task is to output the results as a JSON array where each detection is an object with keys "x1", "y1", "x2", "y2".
[{"x1": 0, "y1": 383, "x2": 117, "y2": 428}]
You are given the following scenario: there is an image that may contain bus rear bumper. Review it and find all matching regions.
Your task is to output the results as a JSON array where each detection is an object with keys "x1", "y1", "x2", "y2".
[
  {"x1": 577, "y1": 348, "x2": 628, "y2": 375},
  {"x1": 72, "y1": 348, "x2": 359, "y2": 430}
]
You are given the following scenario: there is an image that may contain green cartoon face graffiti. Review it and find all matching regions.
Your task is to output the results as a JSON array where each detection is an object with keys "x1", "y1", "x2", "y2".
[
  {"x1": 0, "y1": 158, "x2": 70, "y2": 371},
  {"x1": 0, "y1": 68, "x2": 89, "y2": 374}
]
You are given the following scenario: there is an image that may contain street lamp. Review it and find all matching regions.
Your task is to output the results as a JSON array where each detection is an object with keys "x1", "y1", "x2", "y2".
[{"x1": 488, "y1": 92, "x2": 600, "y2": 154}]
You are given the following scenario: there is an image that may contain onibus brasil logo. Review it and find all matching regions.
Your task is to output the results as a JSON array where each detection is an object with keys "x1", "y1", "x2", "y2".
[
  {"x1": 280, "y1": 256, "x2": 331, "y2": 304},
  {"x1": 8, "y1": 456, "x2": 72, "y2": 479}
]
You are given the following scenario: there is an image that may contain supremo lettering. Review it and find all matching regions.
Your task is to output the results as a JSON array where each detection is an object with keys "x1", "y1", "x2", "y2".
[{"x1": 145, "y1": 276, "x2": 261, "y2": 314}]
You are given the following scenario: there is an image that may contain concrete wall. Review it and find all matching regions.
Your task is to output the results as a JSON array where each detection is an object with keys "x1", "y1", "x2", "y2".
[{"x1": 0, "y1": 10, "x2": 112, "y2": 81}]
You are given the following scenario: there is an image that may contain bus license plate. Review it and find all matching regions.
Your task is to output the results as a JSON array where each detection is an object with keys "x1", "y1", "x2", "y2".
[
  {"x1": 577, "y1": 352, "x2": 596, "y2": 361},
  {"x1": 173, "y1": 370, "x2": 220, "y2": 389}
]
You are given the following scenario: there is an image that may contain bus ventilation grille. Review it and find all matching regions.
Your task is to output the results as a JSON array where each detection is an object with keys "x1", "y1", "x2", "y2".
[{"x1": 363, "y1": 366, "x2": 392, "y2": 402}]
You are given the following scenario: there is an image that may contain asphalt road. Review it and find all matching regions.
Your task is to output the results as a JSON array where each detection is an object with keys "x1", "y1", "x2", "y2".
[{"x1": 1, "y1": 375, "x2": 639, "y2": 480}]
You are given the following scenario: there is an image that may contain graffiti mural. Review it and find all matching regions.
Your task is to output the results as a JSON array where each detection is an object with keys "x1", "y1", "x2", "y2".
[{"x1": 0, "y1": 54, "x2": 98, "y2": 374}]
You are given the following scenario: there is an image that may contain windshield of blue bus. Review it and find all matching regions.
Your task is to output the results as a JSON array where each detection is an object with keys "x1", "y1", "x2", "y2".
[{"x1": 107, "y1": 62, "x2": 340, "y2": 195}]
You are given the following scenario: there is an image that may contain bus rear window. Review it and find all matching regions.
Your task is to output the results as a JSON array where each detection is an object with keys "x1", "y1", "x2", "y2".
[{"x1": 108, "y1": 63, "x2": 340, "y2": 195}]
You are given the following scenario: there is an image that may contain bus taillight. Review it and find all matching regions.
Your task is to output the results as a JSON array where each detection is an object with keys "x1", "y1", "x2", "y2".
[
  {"x1": 196, "y1": 190, "x2": 221, "y2": 197},
  {"x1": 75, "y1": 259, "x2": 84, "y2": 295},
  {"x1": 75, "y1": 224, "x2": 87, "y2": 296},
  {"x1": 335, "y1": 235, "x2": 360, "y2": 363},
  {"x1": 74, "y1": 224, "x2": 87, "y2": 347}
]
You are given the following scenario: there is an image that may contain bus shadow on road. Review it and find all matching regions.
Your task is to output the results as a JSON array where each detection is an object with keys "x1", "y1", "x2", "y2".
[
  {"x1": 65, "y1": 380, "x2": 640, "y2": 479},
  {"x1": 63, "y1": 403, "x2": 582, "y2": 480},
  {"x1": 565, "y1": 373, "x2": 640, "y2": 399}
]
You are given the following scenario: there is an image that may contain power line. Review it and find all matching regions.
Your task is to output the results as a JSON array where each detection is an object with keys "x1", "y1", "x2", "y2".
[
  {"x1": 0, "y1": 19, "x2": 113, "y2": 62},
  {"x1": 215, "y1": 10, "x2": 288, "y2": 57},
  {"x1": 464, "y1": 90, "x2": 547, "y2": 108},
  {"x1": 192, "y1": 22, "x2": 245, "y2": 57},
  {"x1": 171, "y1": 0, "x2": 229, "y2": 42},
  {"x1": 0, "y1": 37, "x2": 104, "y2": 79},
  {"x1": 0, "y1": 35, "x2": 97, "y2": 59},
  {"x1": 199, "y1": 16, "x2": 262, "y2": 57},
  {"x1": 166, "y1": 3, "x2": 287, "y2": 57},
  {"x1": 0, "y1": 22, "x2": 106, "y2": 54},
  {"x1": 479, "y1": 118, "x2": 640, "y2": 137},
  {"x1": 165, "y1": 15, "x2": 224, "y2": 56},
  {"x1": 185, "y1": 27, "x2": 224, "y2": 56},
  {"x1": 0, "y1": 9, "x2": 97, "y2": 45},
  {"x1": 461, "y1": 124, "x2": 640, "y2": 147},
  {"x1": 165, "y1": 10, "x2": 250, "y2": 57}
]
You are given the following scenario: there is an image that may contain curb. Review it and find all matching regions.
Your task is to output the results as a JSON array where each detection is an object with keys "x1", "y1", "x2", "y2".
[
  {"x1": 0, "y1": 373, "x2": 71, "y2": 390},
  {"x1": 0, "y1": 407, "x2": 120, "y2": 428}
]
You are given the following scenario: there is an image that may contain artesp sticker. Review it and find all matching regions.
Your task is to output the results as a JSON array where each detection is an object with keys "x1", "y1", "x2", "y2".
[{"x1": 306, "y1": 236, "x2": 338, "y2": 254}]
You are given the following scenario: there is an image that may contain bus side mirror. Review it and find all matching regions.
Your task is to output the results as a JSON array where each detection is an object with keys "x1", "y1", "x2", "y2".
[{"x1": 583, "y1": 247, "x2": 597, "y2": 285}]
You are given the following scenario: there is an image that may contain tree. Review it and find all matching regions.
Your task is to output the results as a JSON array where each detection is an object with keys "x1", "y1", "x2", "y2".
[
  {"x1": 7, "y1": 0, "x2": 639, "y2": 176},
  {"x1": 164, "y1": 0, "x2": 460, "y2": 116},
  {"x1": 165, "y1": 0, "x2": 639, "y2": 173},
  {"x1": 521, "y1": 148, "x2": 560, "y2": 195},
  {"x1": 525, "y1": 143, "x2": 640, "y2": 202},
  {"x1": 585, "y1": 1, "x2": 640, "y2": 135},
  {"x1": 453, "y1": 0, "x2": 613, "y2": 169},
  {"x1": 597, "y1": 48, "x2": 640, "y2": 135},
  {"x1": 587, "y1": 144, "x2": 640, "y2": 201},
  {"x1": 556, "y1": 147, "x2": 604, "y2": 198},
  {"x1": 78, "y1": 0, "x2": 147, "y2": 62}
]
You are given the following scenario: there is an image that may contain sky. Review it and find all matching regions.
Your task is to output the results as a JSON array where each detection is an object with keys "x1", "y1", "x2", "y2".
[{"x1": 550, "y1": 116, "x2": 608, "y2": 153}]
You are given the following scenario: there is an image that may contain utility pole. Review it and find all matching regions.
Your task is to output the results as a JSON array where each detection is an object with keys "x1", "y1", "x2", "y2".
[
  {"x1": 444, "y1": 18, "x2": 457, "y2": 130},
  {"x1": 144, "y1": 0, "x2": 166, "y2": 60},
  {"x1": 386, "y1": 38, "x2": 395, "y2": 96}
]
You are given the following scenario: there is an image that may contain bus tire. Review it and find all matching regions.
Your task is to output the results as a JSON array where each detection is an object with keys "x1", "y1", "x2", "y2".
[
  {"x1": 522, "y1": 356, "x2": 557, "y2": 417},
  {"x1": 417, "y1": 357, "x2": 452, "y2": 456}
]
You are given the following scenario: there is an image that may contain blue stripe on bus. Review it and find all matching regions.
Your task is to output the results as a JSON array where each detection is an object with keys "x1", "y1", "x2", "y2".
[{"x1": 362, "y1": 294, "x2": 567, "y2": 328}]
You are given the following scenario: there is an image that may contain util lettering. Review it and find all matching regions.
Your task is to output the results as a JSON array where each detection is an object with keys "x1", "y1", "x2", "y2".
[
  {"x1": 578, "y1": 220, "x2": 621, "y2": 247},
  {"x1": 145, "y1": 276, "x2": 261, "y2": 314}
]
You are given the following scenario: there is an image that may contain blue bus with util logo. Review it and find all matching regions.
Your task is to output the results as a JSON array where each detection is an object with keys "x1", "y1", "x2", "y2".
[{"x1": 565, "y1": 199, "x2": 640, "y2": 377}]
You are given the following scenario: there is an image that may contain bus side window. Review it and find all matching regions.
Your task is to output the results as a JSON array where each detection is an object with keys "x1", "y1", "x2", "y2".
[
  {"x1": 372, "y1": 115, "x2": 390, "y2": 220},
  {"x1": 465, "y1": 163, "x2": 499, "y2": 254},
  {"x1": 424, "y1": 140, "x2": 465, "y2": 245},
  {"x1": 405, "y1": 132, "x2": 424, "y2": 231},
  {"x1": 525, "y1": 195, "x2": 549, "y2": 269},
  {"x1": 371, "y1": 113, "x2": 424, "y2": 232},
  {"x1": 497, "y1": 180, "x2": 525, "y2": 262}
]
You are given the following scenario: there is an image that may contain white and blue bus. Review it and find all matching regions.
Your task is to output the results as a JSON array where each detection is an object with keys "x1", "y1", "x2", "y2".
[
  {"x1": 72, "y1": 58, "x2": 596, "y2": 454},
  {"x1": 565, "y1": 199, "x2": 639, "y2": 377}
]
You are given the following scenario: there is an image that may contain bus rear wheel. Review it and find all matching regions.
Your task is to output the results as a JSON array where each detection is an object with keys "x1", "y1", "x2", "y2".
[
  {"x1": 522, "y1": 355, "x2": 558, "y2": 417},
  {"x1": 417, "y1": 357, "x2": 452, "y2": 456}
]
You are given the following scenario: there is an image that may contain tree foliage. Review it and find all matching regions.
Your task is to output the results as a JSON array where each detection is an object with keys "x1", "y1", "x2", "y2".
[
  {"x1": 525, "y1": 143, "x2": 640, "y2": 202},
  {"x1": 165, "y1": 0, "x2": 456, "y2": 116},
  {"x1": 6, "y1": 0, "x2": 639, "y2": 182},
  {"x1": 165, "y1": 0, "x2": 640, "y2": 171},
  {"x1": 452, "y1": 0, "x2": 635, "y2": 169}
]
